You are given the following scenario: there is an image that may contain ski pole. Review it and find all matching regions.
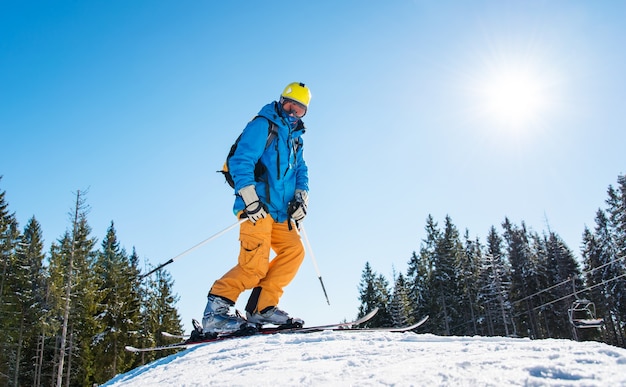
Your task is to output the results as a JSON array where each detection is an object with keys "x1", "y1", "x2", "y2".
[
  {"x1": 300, "y1": 225, "x2": 330, "y2": 305},
  {"x1": 141, "y1": 218, "x2": 246, "y2": 278}
]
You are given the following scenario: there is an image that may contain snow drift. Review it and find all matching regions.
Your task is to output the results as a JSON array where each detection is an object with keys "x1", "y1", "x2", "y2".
[{"x1": 104, "y1": 331, "x2": 626, "y2": 386}]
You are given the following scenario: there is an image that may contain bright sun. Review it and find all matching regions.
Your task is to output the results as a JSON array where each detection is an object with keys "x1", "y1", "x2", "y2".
[
  {"x1": 472, "y1": 63, "x2": 553, "y2": 133},
  {"x1": 483, "y1": 69, "x2": 545, "y2": 125}
]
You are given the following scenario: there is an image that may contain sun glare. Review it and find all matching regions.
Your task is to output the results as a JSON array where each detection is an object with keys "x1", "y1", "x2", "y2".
[
  {"x1": 464, "y1": 43, "x2": 558, "y2": 135},
  {"x1": 483, "y1": 69, "x2": 545, "y2": 125}
]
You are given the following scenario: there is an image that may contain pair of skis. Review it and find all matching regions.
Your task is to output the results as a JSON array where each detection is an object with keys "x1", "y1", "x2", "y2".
[{"x1": 125, "y1": 308, "x2": 428, "y2": 353}]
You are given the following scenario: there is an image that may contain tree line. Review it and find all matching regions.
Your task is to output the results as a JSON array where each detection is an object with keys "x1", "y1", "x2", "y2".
[
  {"x1": 2, "y1": 173, "x2": 624, "y2": 385},
  {"x1": 0, "y1": 180, "x2": 183, "y2": 387},
  {"x1": 357, "y1": 174, "x2": 626, "y2": 348}
]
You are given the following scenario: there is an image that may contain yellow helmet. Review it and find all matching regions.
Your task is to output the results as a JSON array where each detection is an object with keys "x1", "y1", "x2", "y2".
[{"x1": 281, "y1": 82, "x2": 311, "y2": 108}]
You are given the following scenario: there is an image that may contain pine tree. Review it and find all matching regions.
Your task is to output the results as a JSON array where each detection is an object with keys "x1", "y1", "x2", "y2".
[
  {"x1": 526, "y1": 231, "x2": 553, "y2": 339},
  {"x1": 372, "y1": 274, "x2": 393, "y2": 327},
  {"x1": 92, "y1": 222, "x2": 142, "y2": 383},
  {"x1": 580, "y1": 226, "x2": 609, "y2": 343},
  {"x1": 140, "y1": 267, "x2": 182, "y2": 360},
  {"x1": 357, "y1": 262, "x2": 392, "y2": 327},
  {"x1": 48, "y1": 191, "x2": 98, "y2": 386},
  {"x1": 542, "y1": 231, "x2": 581, "y2": 339},
  {"x1": 0, "y1": 179, "x2": 22, "y2": 386},
  {"x1": 580, "y1": 176, "x2": 626, "y2": 347},
  {"x1": 503, "y1": 219, "x2": 543, "y2": 338},
  {"x1": 406, "y1": 215, "x2": 439, "y2": 331},
  {"x1": 477, "y1": 226, "x2": 512, "y2": 337},
  {"x1": 458, "y1": 230, "x2": 482, "y2": 336},
  {"x1": 503, "y1": 221, "x2": 578, "y2": 340},
  {"x1": 405, "y1": 251, "x2": 429, "y2": 323},
  {"x1": 431, "y1": 216, "x2": 464, "y2": 335},
  {"x1": 606, "y1": 175, "x2": 626, "y2": 263},
  {"x1": 357, "y1": 262, "x2": 377, "y2": 321},
  {"x1": 389, "y1": 272, "x2": 413, "y2": 326},
  {"x1": 605, "y1": 175, "x2": 626, "y2": 341},
  {"x1": 12, "y1": 217, "x2": 47, "y2": 387}
]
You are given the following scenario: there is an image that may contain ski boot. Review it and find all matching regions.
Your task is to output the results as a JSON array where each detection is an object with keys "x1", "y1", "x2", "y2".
[
  {"x1": 246, "y1": 306, "x2": 304, "y2": 329},
  {"x1": 201, "y1": 294, "x2": 257, "y2": 336}
]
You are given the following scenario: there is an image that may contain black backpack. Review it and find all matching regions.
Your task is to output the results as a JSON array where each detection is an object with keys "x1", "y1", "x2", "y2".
[{"x1": 218, "y1": 117, "x2": 278, "y2": 189}]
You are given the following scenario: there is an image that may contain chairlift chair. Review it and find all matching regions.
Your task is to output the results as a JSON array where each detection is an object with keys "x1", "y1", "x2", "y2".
[{"x1": 568, "y1": 299, "x2": 604, "y2": 329}]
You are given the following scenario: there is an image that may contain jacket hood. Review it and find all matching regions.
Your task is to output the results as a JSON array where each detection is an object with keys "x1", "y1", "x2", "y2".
[{"x1": 257, "y1": 102, "x2": 306, "y2": 136}]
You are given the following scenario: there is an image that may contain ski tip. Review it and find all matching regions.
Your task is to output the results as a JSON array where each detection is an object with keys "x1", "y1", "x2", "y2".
[
  {"x1": 125, "y1": 346, "x2": 139, "y2": 352},
  {"x1": 363, "y1": 307, "x2": 379, "y2": 320},
  {"x1": 406, "y1": 315, "x2": 429, "y2": 329},
  {"x1": 161, "y1": 332, "x2": 177, "y2": 338},
  {"x1": 401, "y1": 315, "x2": 429, "y2": 332}
]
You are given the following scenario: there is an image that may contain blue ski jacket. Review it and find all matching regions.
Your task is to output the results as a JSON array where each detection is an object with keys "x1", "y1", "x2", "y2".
[{"x1": 228, "y1": 101, "x2": 309, "y2": 222}]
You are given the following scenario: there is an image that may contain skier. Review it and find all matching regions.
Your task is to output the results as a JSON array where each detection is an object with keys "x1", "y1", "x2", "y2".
[{"x1": 201, "y1": 82, "x2": 311, "y2": 336}]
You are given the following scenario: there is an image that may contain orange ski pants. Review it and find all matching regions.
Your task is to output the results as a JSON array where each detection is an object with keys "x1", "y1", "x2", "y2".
[{"x1": 209, "y1": 215, "x2": 305, "y2": 312}]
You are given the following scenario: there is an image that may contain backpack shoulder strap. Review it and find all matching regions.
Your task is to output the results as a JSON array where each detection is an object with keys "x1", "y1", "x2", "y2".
[{"x1": 253, "y1": 116, "x2": 277, "y2": 150}]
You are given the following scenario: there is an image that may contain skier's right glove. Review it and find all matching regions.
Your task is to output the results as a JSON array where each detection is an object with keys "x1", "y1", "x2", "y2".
[{"x1": 239, "y1": 185, "x2": 267, "y2": 224}]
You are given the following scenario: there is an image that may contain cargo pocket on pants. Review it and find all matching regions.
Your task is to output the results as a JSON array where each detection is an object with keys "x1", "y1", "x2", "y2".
[{"x1": 238, "y1": 234, "x2": 269, "y2": 279}]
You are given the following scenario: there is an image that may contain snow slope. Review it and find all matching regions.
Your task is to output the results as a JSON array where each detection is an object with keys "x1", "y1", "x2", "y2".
[{"x1": 104, "y1": 331, "x2": 626, "y2": 386}]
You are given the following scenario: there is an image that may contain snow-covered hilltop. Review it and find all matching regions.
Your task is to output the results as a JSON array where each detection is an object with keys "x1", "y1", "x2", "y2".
[{"x1": 104, "y1": 331, "x2": 626, "y2": 386}]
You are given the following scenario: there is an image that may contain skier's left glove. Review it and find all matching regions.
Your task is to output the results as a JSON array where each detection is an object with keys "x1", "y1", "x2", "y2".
[{"x1": 288, "y1": 189, "x2": 308, "y2": 225}]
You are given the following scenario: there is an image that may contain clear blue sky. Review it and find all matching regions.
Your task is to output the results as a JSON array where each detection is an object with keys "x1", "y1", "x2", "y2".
[{"x1": 2, "y1": 1, "x2": 625, "y2": 331}]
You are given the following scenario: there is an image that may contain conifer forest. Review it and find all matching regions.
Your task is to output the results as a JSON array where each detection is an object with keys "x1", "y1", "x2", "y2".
[
  {"x1": 357, "y1": 175, "x2": 626, "y2": 349},
  {"x1": 0, "y1": 181, "x2": 182, "y2": 386},
  {"x1": 1, "y1": 174, "x2": 625, "y2": 386}
]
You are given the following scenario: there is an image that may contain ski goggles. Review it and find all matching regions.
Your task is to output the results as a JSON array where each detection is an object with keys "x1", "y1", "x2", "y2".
[{"x1": 283, "y1": 99, "x2": 307, "y2": 118}]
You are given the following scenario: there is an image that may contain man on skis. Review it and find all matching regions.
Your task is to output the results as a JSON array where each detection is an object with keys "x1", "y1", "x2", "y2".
[{"x1": 200, "y1": 82, "x2": 311, "y2": 337}]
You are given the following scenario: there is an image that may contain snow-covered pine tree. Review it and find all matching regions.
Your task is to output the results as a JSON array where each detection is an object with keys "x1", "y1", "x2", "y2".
[
  {"x1": 581, "y1": 226, "x2": 604, "y2": 303},
  {"x1": 93, "y1": 222, "x2": 142, "y2": 383},
  {"x1": 542, "y1": 231, "x2": 582, "y2": 339},
  {"x1": 406, "y1": 215, "x2": 439, "y2": 332},
  {"x1": 526, "y1": 231, "x2": 553, "y2": 339},
  {"x1": 503, "y1": 220, "x2": 576, "y2": 340},
  {"x1": 357, "y1": 262, "x2": 392, "y2": 327},
  {"x1": 606, "y1": 175, "x2": 626, "y2": 263},
  {"x1": 432, "y1": 216, "x2": 465, "y2": 336},
  {"x1": 581, "y1": 175, "x2": 626, "y2": 347},
  {"x1": 389, "y1": 272, "x2": 413, "y2": 326},
  {"x1": 583, "y1": 210, "x2": 621, "y2": 344},
  {"x1": 477, "y1": 226, "x2": 512, "y2": 337},
  {"x1": 605, "y1": 175, "x2": 626, "y2": 340},
  {"x1": 140, "y1": 267, "x2": 183, "y2": 360},
  {"x1": 502, "y1": 219, "x2": 544, "y2": 338},
  {"x1": 458, "y1": 231, "x2": 482, "y2": 336}
]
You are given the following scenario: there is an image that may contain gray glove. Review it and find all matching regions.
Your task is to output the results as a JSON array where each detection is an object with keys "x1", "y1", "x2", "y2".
[
  {"x1": 239, "y1": 185, "x2": 267, "y2": 224},
  {"x1": 289, "y1": 189, "x2": 308, "y2": 223}
]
